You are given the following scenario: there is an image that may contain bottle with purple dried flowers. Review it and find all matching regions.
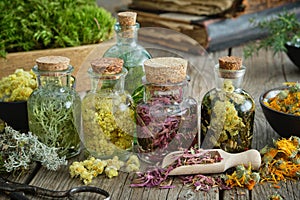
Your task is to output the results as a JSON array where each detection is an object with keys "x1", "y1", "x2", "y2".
[
  {"x1": 136, "y1": 57, "x2": 198, "y2": 164},
  {"x1": 200, "y1": 56, "x2": 255, "y2": 153}
]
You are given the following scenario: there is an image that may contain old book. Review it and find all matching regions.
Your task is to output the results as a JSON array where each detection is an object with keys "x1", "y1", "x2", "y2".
[{"x1": 130, "y1": 1, "x2": 300, "y2": 52}]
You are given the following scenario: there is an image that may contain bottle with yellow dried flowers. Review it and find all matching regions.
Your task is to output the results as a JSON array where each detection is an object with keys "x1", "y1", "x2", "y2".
[
  {"x1": 201, "y1": 56, "x2": 255, "y2": 152},
  {"x1": 81, "y1": 57, "x2": 135, "y2": 161}
]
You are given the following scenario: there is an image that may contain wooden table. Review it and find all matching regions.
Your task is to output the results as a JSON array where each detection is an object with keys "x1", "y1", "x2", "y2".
[{"x1": 1, "y1": 44, "x2": 300, "y2": 200}]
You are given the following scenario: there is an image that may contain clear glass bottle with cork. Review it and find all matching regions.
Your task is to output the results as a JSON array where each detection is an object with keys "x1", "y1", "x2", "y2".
[
  {"x1": 103, "y1": 11, "x2": 151, "y2": 97},
  {"x1": 200, "y1": 56, "x2": 255, "y2": 153},
  {"x1": 136, "y1": 57, "x2": 198, "y2": 164},
  {"x1": 27, "y1": 56, "x2": 81, "y2": 158},
  {"x1": 81, "y1": 57, "x2": 135, "y2": 160}
]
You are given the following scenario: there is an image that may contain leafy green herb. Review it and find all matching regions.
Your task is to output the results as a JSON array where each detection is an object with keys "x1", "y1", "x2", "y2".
[
  {"x1": 0, "y1": 0, "x2": 116, "y2": 57},
  {"x1": 244, "y1": 11, "x2": 300, "y2": 59},
  {"x1": 27, "y1": 81, "x2": 81, "y2": 158}
]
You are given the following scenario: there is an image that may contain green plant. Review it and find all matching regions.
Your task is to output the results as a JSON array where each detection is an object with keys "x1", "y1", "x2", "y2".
[
  {"x1": 244, "y1": 11, "x2": 300, "y2": 59},
  {"x1": 0, "y1": 0, "x2": 116, "y2": 57}
]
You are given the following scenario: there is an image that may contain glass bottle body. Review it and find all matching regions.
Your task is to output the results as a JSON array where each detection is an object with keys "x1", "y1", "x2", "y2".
[
  {"x1": 27, "y1": 66, "x2": 81, "y2": 158},
  {"x1": 200, "y1": 65, "x2": 255, "y2": 153},
  {"x1": 103, "y1": 23, "x2": 151, "y2": 95},
  {"x1": 81, "y1": 68, "x2": 135, "y2": 160},
  {"x1": 136, "y1": 78, "x2": 198, "y2": 164}
]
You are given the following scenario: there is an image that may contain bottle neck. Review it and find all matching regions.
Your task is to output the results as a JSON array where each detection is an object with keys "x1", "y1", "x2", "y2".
[
  {"x1": 88, "y1": 68, "x2": 127, "y2": 93},
  {"x1": 143, "y1": 79, "x2": 188, "y2": 103},
  {"x1": 214, "y1": 65, "x2": 246, "y2": 92},
  {"x1": 115, "y1": 22, "x2": 139, "y2": 46},
  {"x1": 33, "y1": 65, "x2": 74, "y2": 88}
]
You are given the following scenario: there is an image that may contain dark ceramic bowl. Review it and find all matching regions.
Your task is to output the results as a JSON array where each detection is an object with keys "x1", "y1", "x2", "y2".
[
  {"x1": 259, "y1": 87, "x2": 300, "y2": 138},
  {"x1": 0, "y1": 101, "x2": 29, "y2": 132},
  {"x1": 285, "y1": 43, "x2": 300, "y2": 68}
]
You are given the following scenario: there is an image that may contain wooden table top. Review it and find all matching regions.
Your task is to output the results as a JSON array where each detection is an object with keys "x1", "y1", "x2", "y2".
[{"x1": 1, "y1": 44, "x2": 300, "y2": 200}]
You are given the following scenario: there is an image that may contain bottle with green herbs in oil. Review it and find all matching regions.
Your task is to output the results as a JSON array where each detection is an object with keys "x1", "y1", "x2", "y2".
[
  {"x1": 27, "y1": 56, "x2": 81, "y2": 158},
  {"x1": 81, "y1": 57, "x2": 135, "y2": 160},
  {"x1": 200, "y1": 56, "x2": 255, "y2": 153},
  {"x1": 103, "y1": 11, "x2": 151, "y2": 98},
  {"x1": 136, "y1": 57, "x2": 198, "y2": 164}
]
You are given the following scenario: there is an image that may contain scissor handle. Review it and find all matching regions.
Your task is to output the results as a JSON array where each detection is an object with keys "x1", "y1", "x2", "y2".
[
  {"x1": 0, "y1": 177, "x2": 110, "y2": 199},
  {"x1": 68, "y1": 186, "x2": 110, "y2": 199}
]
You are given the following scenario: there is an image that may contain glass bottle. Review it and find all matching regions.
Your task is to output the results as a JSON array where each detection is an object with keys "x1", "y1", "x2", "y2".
[
  {"x1": 136, "y1": 57, "x2": 198, "y2": 164},
  {"x1": 103, "y1": 11, "x2": 151, "y2": 96},
  {"x1": 200, "y1": 56, "x2": 255, "y2": 153},
  {"x1": 81, "y1": 57, "x2": 135, "y2": 160},
  {"x1": 27, "y1": 56, "x2": 81, "y2": 158}
]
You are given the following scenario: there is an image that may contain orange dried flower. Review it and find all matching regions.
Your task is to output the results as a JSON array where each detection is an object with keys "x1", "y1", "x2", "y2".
[{"x1": 265, "y1": 83, "x2": 300, "y2": 116}]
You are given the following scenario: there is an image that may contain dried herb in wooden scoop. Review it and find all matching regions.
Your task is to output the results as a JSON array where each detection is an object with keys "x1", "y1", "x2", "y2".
[{"x1": 161, "y1": 149, "x2": 261, "y2": 176}]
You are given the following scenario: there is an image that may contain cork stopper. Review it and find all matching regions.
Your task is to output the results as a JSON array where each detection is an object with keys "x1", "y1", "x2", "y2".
[
  {"x1": 144, "y1": 57, "x2": 187, "y2": 84},
  {"x1": 118, "y1": 12, "x2": 137, "y2": 26},
  {"x1": 219, "y1": 56, "x2": 242, "y2": 70},
  {"x1": 36, "y1": 56, "x2": 70, "y2": 71},
  {"x1": 90, "y1": 57, "x2": 124, "y2": 75}
]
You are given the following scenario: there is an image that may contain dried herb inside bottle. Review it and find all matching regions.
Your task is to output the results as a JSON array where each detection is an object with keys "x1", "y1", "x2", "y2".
[
  {"x1": 136, "y1": 57, "x2": 198, "y2": 164},
  {"x1": 201, "y1": 56, "x2": 255, "y2": 152},
  {"x1": 27, "y1": 56, "x2": 81, "y2": 158}
]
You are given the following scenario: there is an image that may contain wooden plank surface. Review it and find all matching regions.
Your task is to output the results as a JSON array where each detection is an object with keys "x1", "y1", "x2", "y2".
[{"x1": 1, "y1": 44, "x2": 300, "y2": 200}]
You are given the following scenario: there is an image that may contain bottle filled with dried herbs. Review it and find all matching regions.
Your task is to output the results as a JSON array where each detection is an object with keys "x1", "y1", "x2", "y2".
[
  {"x1": 136, "y1": 57, "x2": 198, "y2": 164},
  {"x1": 103, "y1": 11, "x2": 151, "y2": 97},
  {"x1": 81, "y1": 57, "x2": 135, "y2": 160},
  {"x1": 27, "y1": 56, "x2": 81, "y2": 158},
  {"x1": 200, "y1": 56, "x2": 255, "y2": 152}
]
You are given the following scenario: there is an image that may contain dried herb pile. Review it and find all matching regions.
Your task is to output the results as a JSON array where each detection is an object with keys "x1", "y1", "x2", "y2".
[
  {"x1": 0, "y1": 69, "x2": 37, "y2": 102},
  {"x1": 0, "y1": 0, "x2": 116, "y2": 57},
  {"x1": 259, "y1": 136, "x2": 300, "y2": 184},
  {"x1": 131, "y1": 136, "x2": 300, "y2": 192},
  {"x1": 264, "y1": 83, "x2": 300, "y2": 116},
  {"x1": 223, "y1": 136, "x2": 300, "y2": 190},
  {"x1": 0, "y1": 123, "x2": 67, "y2": 173},
  {"x1": 130, "y1": 148, "x2": 230, "y2": 191}
]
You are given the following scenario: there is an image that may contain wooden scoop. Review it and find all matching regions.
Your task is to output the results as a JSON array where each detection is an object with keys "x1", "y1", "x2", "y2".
[{"x1": 161, "y1": 149, "x2": 261, "y2": 176}]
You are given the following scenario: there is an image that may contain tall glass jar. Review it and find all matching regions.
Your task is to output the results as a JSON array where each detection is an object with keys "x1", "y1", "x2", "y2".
[
  {"x1": 103, "y1": 11, "x2": 151, "y2": 96},
  {"x1": 81, "y1": 57, "x2": 135, "y2": 160},
  {"x1": 136, "y1": 57, "x2": 198, "y2": 164},
  {"x1": 200, "y1": 56, "x2": 255, "y2": 153},
  {"x1": 27, "y1": 56, "x2": 81, "y2": 158}
]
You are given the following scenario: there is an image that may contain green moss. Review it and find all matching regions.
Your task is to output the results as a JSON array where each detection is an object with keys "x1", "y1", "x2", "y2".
[{"x1": 0, "y1": 0, "x2": 116, "y2": 57}]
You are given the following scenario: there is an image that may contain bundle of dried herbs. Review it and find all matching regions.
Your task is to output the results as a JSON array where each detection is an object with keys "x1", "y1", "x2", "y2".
[
  {"x1": 0, "y1": 125, "x2": 66, "y2": 173},
  {"x1": 0, "y1": 0, "x2": 115, "y2": 57}
]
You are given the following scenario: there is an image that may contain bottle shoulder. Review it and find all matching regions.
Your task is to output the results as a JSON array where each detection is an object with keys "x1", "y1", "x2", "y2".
[
  {"x1": 202, "y1": 88, "x2": 255, "y2": 111},
  {"x1": 103, "y1": 44, "x2": 151, "y2": 66}
]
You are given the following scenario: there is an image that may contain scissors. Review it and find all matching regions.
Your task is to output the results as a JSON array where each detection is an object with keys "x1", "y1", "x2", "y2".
[{"x1": 0, "y1": 176, "x2": 110, "y2": 200}]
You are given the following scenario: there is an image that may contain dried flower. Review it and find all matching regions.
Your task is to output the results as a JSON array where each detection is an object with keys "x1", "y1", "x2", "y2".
[
  {"x1": 69, "y1": 155, "x2": 139, "y2": 184},
  {"x1": 223, "y1": 164, "x2": 260, "y2": 190},
  {"x1": 180, "y1": 174, "x2": 230, "y2": 191},
  {"x1": 259, "y1": 136, "x2": 300, "y2": 185},
  {"x1": 264, "y1": 83, "x2": 300, "y2": 116},
  {"x1": 130, "y1": 148, "x2": 229, "y2": 191}
]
